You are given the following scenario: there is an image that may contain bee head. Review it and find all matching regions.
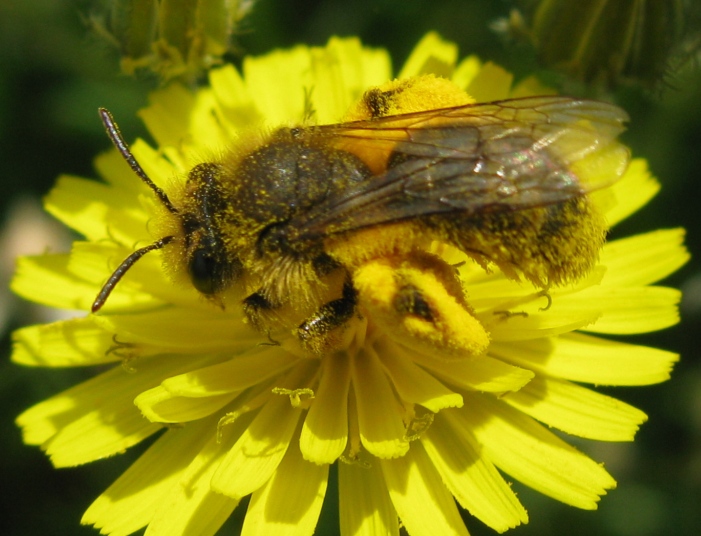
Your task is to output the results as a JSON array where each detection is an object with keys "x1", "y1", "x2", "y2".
[
  {"x1": 177, "y1": 162, "x2": 243, "y2": 297},
  {"x1": 93, "y1": 109, "x2": 252, "y2": 313},
  {"x1": 186, "y1": 241, "x2": 243, "y2": 295}
]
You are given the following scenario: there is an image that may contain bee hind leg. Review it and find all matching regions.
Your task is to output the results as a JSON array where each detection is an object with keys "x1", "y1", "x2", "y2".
[{"x1": 353, "y1": 252, "x2": 490, "y2": 358}]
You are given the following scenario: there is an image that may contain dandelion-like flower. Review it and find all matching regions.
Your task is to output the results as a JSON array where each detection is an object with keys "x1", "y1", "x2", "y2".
[{"x1": 12, "y1": 33, "x2": 687, "y2": 535}]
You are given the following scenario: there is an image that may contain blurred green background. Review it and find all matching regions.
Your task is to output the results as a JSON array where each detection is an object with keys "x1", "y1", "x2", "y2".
[{"x1": 1, "y1": 1, "x2": 699, "y2": 535}]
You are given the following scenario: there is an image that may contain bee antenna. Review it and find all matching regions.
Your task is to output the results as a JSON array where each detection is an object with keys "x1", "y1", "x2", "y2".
[
  {"x1": 92, "y1": 236, "x2": 174, "y2": 313},
  {"x1": 98, "y1": 108, "x2": 178, "y2": 214}
]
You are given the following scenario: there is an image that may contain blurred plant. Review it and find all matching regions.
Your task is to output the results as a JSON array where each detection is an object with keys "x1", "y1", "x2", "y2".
[
  {"x1": 496, "y1": 0, "x2": 701, "y2": 90},
  {"x1": 88, "y1": 0, "x2": 256, "y2": 83}
]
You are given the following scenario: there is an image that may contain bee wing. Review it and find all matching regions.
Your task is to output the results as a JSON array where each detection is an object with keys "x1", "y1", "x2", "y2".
[{"x1": 298, "y1": 96, "x2": 630, "y2": 237}]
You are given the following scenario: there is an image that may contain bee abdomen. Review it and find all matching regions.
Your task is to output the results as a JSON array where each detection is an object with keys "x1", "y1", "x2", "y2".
[{"x1": 432, "y1": 196, "x2": 606, "y2": 286}]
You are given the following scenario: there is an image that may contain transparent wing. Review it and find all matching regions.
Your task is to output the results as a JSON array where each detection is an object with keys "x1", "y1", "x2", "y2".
[{"x1": 295, "y1": 96, "x2": 629, "y2": 237}]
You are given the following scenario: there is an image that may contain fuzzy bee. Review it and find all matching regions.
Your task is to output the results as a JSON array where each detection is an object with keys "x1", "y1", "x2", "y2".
[{"x1": 93, "y1": 75, "x2": 629, "y2": 355}]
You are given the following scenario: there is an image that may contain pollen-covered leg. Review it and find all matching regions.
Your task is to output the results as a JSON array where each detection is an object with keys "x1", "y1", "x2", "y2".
[
  {"x1": 353, "y1": 251, "x2": 489, "y2": 359},
  {"x1": 242, "y1": 260, "x2": 350, "y2": 352},
  {"x1": 297, "y1": 282, "x2": 357, "y2": 353}
]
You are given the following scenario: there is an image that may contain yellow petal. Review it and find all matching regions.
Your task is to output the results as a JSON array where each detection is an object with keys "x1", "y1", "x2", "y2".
[
  {"x1": 136, "y1": 386, "x2": 237, "y2": 423},
  {"x1": 467, "y1": 270, "x2": 543, "y2": 307},
  {"x1": 605, "y1": 159, "x2": 660, "y2": 226},
  {"x1": 451, "y1": 54, "x2": 482, "y2": 90},
  {"x1": 157, "y1": 346, "x2": 300, "y2": 397},
  {"x1": 484, "y1": 304, "x2": 601, "y2": 342},
  {"x1": 148, "y1": 487, "x2": 236, "y2": 536},
  {"x1": 241, "y1": 435, "x2": 328, "y2": 536},
  {"x1": 93, "y1": 148, "x2": 147, "y2": 191},
  {"x1": 17, "y1": 353, "x2": 219, "y2": 466},
  {"x1": 12, "y1": 317, "x2": 118, "y2": 367},
  {"x1": 186, "y1": 89, "x2": 231, "y2": 156},
  {"x1": 243, "y1": 45, "x2": 314, "y2": 125},
  {"x1": 138, "y1": 83, "x2": 197, "y2": 150},
  {"x1": 460, "y1": 392, "x2": 616, "y2": 509},
  {"x1": 490, "y1": 333, "x2": 679, "y2": 386},
  {"x1": 12, "y1": 254, "x2": 95, "y2": 310},
  {"x1": 145, "y1": 421, "x2": 243, "y2": 536},
  {"x1": 82, "y1": 419, "x2": 214, "y2": 536},
  {"x1": 377, "y1": 340, "x2": 463, "y2": 412},
  {"x1": 509, "y1": 74, "x2": 557, "y2": 98},
  {"x1": 22, "y1": 377, "x2": 158, "y2": 466},
  {"x1": 210, "y1": 64, "x2": 261, "y2": 130},
  {"x1": 69, "y1": 242, "x2": 173, "y2": 313},
  {"x1": 600, "y1": 229, "x2": 689, "y2": 287},
  {"x1": 339, "y1": 460, "x2": 398, "y2": 536},
  {"x1": 411, "y1": 346, "x2": 534, "y2": 393},
  {"x1": 313, "y1": 36, "x2": 392, "y2": 123},
  {"x1": 93, "y1": 307, "x2": 259, "y2": 353},
  {"x1": 465, "y1": 61, "x2": 513, "y2": 101},
  {"x1": 211, "y1": 361, "x2": 316, "y2": 499},
  {"x1": 502, "y1": 376, "x2": 648, "y2": 441},
  {"x1": 136, "y1": 348, "x2": 300, "y2": 423},
  {"x1": 131, "y1": 132, "x2": 187, "y2": 182},
  {"x1": 578, "y1": 286, "x2": 681, "y2": 334},
  {"x1": 398, "y1": 32, "x2": 458, "y2": 79},
  {"x1": 44, "y1": 176, "x2": 147, "y2": 243},
  {"x1": 380, "y1": 441, "x2": 469, "y2": 536},
  {"x1": 423, "y1": 413, "x2": 528, "y2": 532},
  {"x1": 300, "y1": 350, "x2": 351, "y2": 464},
  {"x1": 352, "y1": 347, "x2": 409, "y2": 459}
]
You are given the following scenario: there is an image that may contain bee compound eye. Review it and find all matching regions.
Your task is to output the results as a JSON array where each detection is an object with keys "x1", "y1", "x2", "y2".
[{"x1": 188, "y1": 248, "x2": 221, "y2": 295}]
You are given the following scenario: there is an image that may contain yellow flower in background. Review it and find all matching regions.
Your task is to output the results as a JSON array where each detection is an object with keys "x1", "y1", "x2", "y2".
[{"x1": 11, "y1": 33, "x2": 687, "y2": 536}]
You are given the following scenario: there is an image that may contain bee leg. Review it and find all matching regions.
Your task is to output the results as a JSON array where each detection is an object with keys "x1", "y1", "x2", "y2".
[
  {"x1": 353, "y1": 253, "x2": 490, "y2": 358},
  {"x1": 242, "y1": 291, "x2": 277, "y2": 330},
  {"x1": 297, "y1": 281, "x2": 357, "y2": 350},
  {"x1": 312, "y1": 252, "x2": 341, "y2": 277},
  {"x1": 393, "y1": 284, "x2": 434, "y2": 321}
]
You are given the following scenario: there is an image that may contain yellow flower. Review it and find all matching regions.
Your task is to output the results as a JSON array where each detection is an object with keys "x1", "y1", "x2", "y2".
[{"x1": 12, "y1": 33, "x2": 687, "y2": 535}]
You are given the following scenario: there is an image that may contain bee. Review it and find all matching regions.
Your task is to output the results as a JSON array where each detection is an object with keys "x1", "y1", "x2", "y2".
[{"x1": 92, "y1": 75, "x2": 629, "y2": 355}]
